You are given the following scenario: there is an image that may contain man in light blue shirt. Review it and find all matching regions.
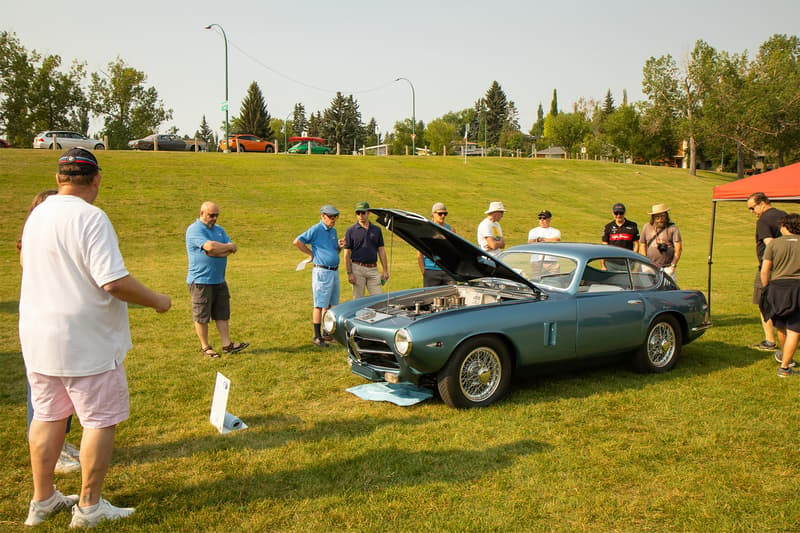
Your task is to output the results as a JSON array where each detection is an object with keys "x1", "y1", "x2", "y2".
[
  {"x1": 293, "y1": 205, "x2": 344, "y2": 347},
  {"x1": 186, "y1": 201, "x2": 248, "y2": 358}
]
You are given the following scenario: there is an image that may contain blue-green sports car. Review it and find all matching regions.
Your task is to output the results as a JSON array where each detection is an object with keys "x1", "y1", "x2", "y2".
[{"x1": 323, "y1": 209, "x2": 712, "y2": 408}]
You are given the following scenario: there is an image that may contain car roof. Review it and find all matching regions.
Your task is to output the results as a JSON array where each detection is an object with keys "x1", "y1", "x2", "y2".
[{"x1": 507, "y1": 242, "x2": 644, "y2": 260}]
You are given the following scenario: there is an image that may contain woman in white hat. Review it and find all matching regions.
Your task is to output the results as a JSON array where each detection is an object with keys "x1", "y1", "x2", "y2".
[
  {"x1": 477, "y1": 201, "x2": 506, "y2": 256},
  {"x1": 639, "y1": 203, "x2": 682, "y2": 280}
]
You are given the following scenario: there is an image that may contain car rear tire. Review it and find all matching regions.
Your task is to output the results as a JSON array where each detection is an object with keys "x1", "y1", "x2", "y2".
[
  {"x1": 633, "y1": 315, "x2": 682, "y2": 373},
  {"x1": 265, "y1": 145, "x2": 274, "y2": 153},
  {"x1": 437, "y1": 336, "x2": 512, "y2": 408},
  {"x1": 94, "y1": 144, "x2": 105, "y2": 150},
  {"x1": 238, "y1": 144, "x2": 246, "y2": 152},
  {"x1": 49, "y1": 143, "x2": 62, "y2": 150}
]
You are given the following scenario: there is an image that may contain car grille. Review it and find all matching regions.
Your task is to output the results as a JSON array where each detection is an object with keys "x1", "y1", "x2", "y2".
[{"x1": 348, "y1": 331, "x2": 400, "y2": 370}]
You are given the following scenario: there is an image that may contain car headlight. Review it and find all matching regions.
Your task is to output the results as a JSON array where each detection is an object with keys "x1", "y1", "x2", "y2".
[
  {"x1": 322, "y1": 309, "x2": 336, "y2": 335},
  {"x1": 394, "y1": 329, "x2": 412, "y2": 356}
]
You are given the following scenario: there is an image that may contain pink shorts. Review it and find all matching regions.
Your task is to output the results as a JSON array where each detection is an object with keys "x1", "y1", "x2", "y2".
[{"x1": 27, "y1": 364, "x2": 130, "y2": 429}]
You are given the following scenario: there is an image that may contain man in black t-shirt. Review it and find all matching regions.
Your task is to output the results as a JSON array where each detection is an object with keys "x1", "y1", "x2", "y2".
[
  {"x1": 602, "y1": 203, "x2": 640, "y2": 252},
  {"x1": 747, "y1": 192, "x2": 787, "y2": 353}
]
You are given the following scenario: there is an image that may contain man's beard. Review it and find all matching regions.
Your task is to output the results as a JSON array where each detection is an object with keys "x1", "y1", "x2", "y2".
[{"x1": 654, "y1": 219, "x2": 667, "y2": 230}]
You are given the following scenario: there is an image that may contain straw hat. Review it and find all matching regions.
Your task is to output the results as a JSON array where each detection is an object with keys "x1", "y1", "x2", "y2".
[{"x1": 648, "y1": 203, "x2": 670, "y2": 215}]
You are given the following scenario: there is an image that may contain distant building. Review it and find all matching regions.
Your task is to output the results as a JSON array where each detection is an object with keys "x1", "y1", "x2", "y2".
[{"x1": 533, "y1": 146, "x2": 567, "y2": 159}]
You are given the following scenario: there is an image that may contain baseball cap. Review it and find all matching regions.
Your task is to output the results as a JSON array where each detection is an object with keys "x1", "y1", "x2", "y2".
[
  {"x1": 432, "y1": 202, "x2": 447, "y2": 213},
  {"x1": 355, "y1": 201, "x2": 370, "y2": 211},
  {"x1": 538, "y1": 210, "x2": 552, "y2": 219},
  {"x1": 612, "y1": 203, "x2": 626, "y2": 214},
  {"x1": 58, "y1": 147, "x2": 101, "y2": 175}
]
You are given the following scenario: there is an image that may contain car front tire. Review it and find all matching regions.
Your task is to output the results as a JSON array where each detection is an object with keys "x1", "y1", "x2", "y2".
[
  {"x1": 94, "y1": 144, "x2": 105, "y2": 150},
  {"x1": 633, "y1": 315, "x2": 682, "y2": 373},
  {"x1": 265, "y1": 145, "x2": 274, "y2": 153},
  {"x1": 437, "y1": 336, "x2": 512, "y2": 408}
]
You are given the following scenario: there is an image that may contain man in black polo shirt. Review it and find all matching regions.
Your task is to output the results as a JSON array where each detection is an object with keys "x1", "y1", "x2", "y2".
[
  {"x1": 343, "y1": 201, "x2": 389, "y2": 298},
  {"x1": 747, "y1": 192, "x2": 787, "y2": 354}
]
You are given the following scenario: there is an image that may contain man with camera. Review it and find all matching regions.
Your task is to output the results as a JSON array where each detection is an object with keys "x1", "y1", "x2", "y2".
[{"x1": 640, "y1": 203, "x2": 682, "y2": 281}]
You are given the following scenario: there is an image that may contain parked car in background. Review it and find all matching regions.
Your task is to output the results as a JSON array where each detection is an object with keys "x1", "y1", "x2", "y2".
[
  {"x1": 128, "y1": 134, "x2": 205, "y2": 151},
  {"x1": 0, "y1": 139, "x2": 10, "y2": 148},
  {"x1": 32, "y1": 131, "x2": 105, "y2": 150},
  {"x1": 219, "y1": 134, "x2": 275, "y2": 152},
  {"x1": 323, "y1": 208, "x2": 711, "y2": 408},
  {"x1": 287, "y1": 136, "x2": 332, "y2": 154}
]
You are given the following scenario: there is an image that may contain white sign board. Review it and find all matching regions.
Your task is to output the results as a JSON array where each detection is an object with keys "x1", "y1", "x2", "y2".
[{"x1": 210, "y1": 372, "x2": 247, "y2": 434}]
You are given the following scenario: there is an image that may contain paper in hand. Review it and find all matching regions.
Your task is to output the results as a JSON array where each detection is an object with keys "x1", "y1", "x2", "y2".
[{"x1": 295, "y1": 257, "x2": 311, "y2": 271}]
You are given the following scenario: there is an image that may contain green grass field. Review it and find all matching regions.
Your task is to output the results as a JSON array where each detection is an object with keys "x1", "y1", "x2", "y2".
[{"x1": 0, "y1": 149, "x2": 797, "y2": 532}]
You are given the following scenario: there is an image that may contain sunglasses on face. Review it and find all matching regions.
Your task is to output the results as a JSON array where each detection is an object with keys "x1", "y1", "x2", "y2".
[
  {"x1": 613, "y1": 211, "x2": 625, "y2": 216},
  {"x1": 207, "y1": 213, "x2": 219, "y2": 218},
  {"x1": 538, "y1": 216, "x2": 549, "y2": 220},
  {"x1": 435, "y1": 212, "x2": 448, "y2": 216},
  {"x1": 356, "y1": 211, "x2": 367, "y2": 215}
]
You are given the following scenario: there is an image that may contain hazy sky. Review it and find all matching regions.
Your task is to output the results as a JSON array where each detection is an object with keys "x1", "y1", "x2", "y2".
[{"x1": 4, "y1": 0, "x2": 798, "y2": 138}]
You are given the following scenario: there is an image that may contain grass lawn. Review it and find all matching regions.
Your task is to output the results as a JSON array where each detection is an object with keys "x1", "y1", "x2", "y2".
[{"x1": 0, "y1": 149, "x2": 797, "y2": 531}]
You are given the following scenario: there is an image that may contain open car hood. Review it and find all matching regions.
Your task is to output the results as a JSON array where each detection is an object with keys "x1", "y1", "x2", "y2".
[{"x1": 370, "y1": 208, "x2": 537, "y2": 290}]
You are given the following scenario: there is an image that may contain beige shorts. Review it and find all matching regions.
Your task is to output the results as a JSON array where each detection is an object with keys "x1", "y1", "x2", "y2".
[{"x1": 27, "y1": 364, "x2": 130, "y2": 429}]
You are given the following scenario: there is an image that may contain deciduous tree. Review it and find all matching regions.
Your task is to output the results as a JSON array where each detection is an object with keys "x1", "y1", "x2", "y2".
[{"x1": 89, "y1": 57, "x2": 172, "y2": 149}]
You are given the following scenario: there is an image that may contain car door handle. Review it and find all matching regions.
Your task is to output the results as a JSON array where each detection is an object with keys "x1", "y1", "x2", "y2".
[{"x1": 627, "y1": 299, "x2": 643, "y2": 305}]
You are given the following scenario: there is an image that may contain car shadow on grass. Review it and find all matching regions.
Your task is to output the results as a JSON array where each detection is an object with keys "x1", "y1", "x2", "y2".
[{"x1": 505, "y1": 338, "x2": 770, "y2": 407}]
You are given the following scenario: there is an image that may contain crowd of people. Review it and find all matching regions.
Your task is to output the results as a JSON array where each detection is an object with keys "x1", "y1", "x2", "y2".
[{"x1": 16, "y1": 148, "x2": 800, "y2": 527}]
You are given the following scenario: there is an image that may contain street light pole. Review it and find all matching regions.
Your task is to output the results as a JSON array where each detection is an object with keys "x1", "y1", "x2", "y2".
[
  {"x1": 204, "y1": 23, "x2": 230, "y2": 153},
  {"x1": 395, "y1": 77, "x2": 415, "y2": 156},
  {"x1": 285, "y1": 111, "x2": 292, "y2": 153}
]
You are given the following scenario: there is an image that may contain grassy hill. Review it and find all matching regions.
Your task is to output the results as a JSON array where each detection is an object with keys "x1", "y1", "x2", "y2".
[{"x1": 0, "y1": 150, "x2": 795, "y2": 531}]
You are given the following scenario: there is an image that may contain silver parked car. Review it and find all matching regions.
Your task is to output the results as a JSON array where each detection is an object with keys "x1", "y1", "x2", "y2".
[{"x1": 32, "y1": 131, "x2": 105, "y2": 150}]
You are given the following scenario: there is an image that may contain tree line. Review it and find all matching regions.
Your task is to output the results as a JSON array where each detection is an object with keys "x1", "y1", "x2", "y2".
[{"x1": 2, "y1": 30, "x2": 797, "y2": 173}]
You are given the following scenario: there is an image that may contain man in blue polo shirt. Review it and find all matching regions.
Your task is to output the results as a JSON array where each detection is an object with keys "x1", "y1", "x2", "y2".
[
  {"x1": 343, "y1": 201, "x2": 389, "y2": 298},
  {"x1": 293, "y1": 205, "x2": 345, "y2": 347},
  {"x1": 186, "y1": 201, "x2": 249, "y2": 358}
]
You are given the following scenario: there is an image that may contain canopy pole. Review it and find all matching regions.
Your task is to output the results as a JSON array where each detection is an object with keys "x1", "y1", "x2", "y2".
[{"x1": 707, "y1": 201, "x2": 717, "y2": 318}]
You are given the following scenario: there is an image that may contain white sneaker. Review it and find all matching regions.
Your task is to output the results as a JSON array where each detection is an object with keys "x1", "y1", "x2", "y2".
[
  {"x1": 69, "y1": 498, "x2": 135, "y2": 528},
  {"x1": 55, "y1": 450, "x2": 81, "y2": 474},
  {"x1": 24, "y1": 487, "x2": 79, "y2": 526},
  {"x1": 62, "y1": 441, "x2": 80, "y2": 460}
]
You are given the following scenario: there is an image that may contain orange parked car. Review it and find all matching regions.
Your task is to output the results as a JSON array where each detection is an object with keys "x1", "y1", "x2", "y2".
[{"x1": 219, "y1": 134, "x2": 275, "y2": 153}]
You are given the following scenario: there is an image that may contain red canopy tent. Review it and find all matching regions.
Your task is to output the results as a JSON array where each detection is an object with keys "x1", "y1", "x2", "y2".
[{"x1": 707, "y1": 162, "x2": 800, "y2": 314}]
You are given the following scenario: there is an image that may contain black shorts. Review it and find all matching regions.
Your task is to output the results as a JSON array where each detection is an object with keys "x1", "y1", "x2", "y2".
[
  {"x1": 773, "y1": 309, "x2": 800, "y2": 333},
  {"x1": 189, "y1": 282, "x2": 231, "y2": 323}
]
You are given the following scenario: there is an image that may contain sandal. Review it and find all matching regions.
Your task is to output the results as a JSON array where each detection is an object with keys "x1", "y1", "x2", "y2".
[
  {"x1": 200, "y1": 346, "x2": 220, "y2": 358},
  {"x1": 223, "y1": 341, "x2": 249, "y2": 354}
]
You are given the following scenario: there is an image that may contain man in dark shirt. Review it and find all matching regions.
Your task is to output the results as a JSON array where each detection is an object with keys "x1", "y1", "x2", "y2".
[
  {"x1": 343, "y1": 201, "x2": 389, "y2": 298},
  {"x1": 747, "y1": 192, "x2": 787, "y2": 353},
  {"x1": 602, "y1": 202, "x2": 640, "y2": 252}
]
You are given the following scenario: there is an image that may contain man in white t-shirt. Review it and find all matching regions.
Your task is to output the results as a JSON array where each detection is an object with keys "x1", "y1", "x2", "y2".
[
  {"x1": 528, "y1": 210, "x2": 562, "y2": 277},
  {"x1": 477, "y1": 201, "x2": 507, "y2": 256},
  {"x1": 19, "y1": 148, "x2": 171, "y2": 528}
]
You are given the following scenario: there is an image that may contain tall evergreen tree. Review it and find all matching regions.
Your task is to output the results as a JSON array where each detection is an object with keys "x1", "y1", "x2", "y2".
[
  {"x1": 195, "y1": 114, "x2": 215, "y2": 150},
  {"x1": 292, "y1": 102, "x2": 307, "y2": 136},
  {"x1": 231, "y1": 81, "x2": 272, "y2": 139},
  {"x1": 321, "y1": 92, "x2": 363, "y2": 152},
  {"x1": 308, "y1": 111, "x2": 322, "y2": 137},
  {"x1": 484, "y1": 81, "x2": 509, "y2": 146},
  {"x1": 602, "y1": 90, "x2": 615, "y2": 115},
  {"x1": 549, "y1": 89, "x2": 559, "y2": 117},
  {"x1": 529, "y1": 103, "x2": 545, "y2": 140}
]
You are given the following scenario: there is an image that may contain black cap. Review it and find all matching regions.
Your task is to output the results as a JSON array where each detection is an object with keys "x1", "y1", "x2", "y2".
[
  {"x1": 612, "y1": 203, "x2": 625, "y2": 214},
  {"x1": 538, "y1": 210, "x2": 552, "y2": 219},
  {"x1": 58, "y1": 147, "x2": 101, "y2": 174}
]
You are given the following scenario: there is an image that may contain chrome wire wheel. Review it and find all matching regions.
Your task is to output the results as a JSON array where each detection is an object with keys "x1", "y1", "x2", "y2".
[
  {"x1": 647, "y1": 320, "x2": 677, "y2": 368},
  {"x1": 458, "y1": 346, "x2": 502, "y2": 403}
]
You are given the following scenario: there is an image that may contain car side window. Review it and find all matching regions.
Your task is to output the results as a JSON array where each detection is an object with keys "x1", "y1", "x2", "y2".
[
  {"x1": 630, "y1": 260, "x2": 659, "y2": 290},
  {"x1": 578, "y1": 259, "x2": 632, "y2": 292}
]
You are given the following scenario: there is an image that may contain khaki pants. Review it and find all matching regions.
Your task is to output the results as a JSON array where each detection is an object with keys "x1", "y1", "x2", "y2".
[{"x1": 352, "y1": 263, "x2": 382, "y2": 298}]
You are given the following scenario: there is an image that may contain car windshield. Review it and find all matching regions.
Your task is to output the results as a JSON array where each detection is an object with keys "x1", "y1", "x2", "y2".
[{"x1": 497, "y1": 250, "x2": 578, "y2": 290}]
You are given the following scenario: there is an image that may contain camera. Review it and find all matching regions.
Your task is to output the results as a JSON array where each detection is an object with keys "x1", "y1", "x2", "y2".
[{"x1": 657, "y1": 243, "x2": 669, "y2": 253}]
